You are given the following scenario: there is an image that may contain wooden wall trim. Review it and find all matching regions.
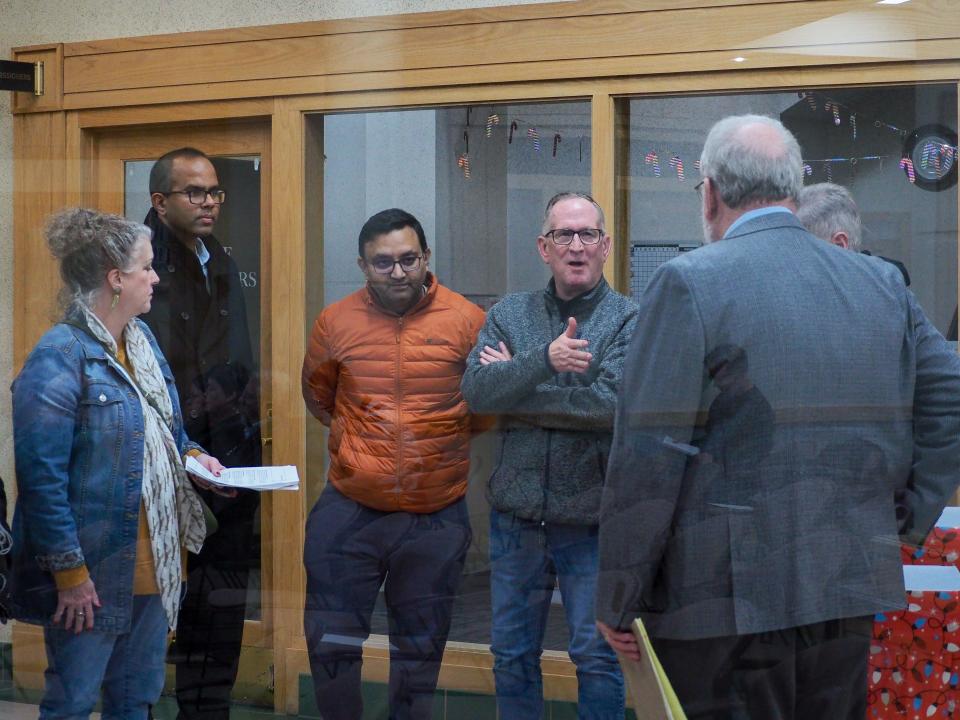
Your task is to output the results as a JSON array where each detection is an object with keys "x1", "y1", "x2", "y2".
[
  {"x1": 10, "y1": 0, "x2": 956, "y2": 112},
  {"x1": 58, "y1": 0, "x2": 810, "y2": 57}
]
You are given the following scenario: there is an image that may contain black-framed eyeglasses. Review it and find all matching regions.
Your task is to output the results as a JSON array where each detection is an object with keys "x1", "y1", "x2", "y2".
[
  {"x1": 694, "y1": 180, "x2": 705, "y2": 200},
  {"x1": 369, "y1": 254, "x2": 423, "y2": 274},
  {"x1": 165, "y1": 188, "x2": 227, "y2": 205},
  {"x1": 545, "y1": 228, "x2": 603, "y2": 246}
]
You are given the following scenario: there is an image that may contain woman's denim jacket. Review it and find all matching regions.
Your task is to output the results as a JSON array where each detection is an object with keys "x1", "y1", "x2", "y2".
[{"x1": 10, "y1": 319, "x2": 200, "y2": 632}]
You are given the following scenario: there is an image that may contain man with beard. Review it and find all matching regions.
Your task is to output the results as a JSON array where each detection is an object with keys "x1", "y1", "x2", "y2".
[
  {"x1": 301, "y1": 208, "x2": 485, "y2": 719},
  {"x1": 143, "y1": 147, "x2": 260, "y2": 720}
]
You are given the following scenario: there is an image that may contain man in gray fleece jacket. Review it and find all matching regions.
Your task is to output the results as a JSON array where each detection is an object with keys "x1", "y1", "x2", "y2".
[{"x1": 461, "y1": 192, "x2": 638, "y2": 719}]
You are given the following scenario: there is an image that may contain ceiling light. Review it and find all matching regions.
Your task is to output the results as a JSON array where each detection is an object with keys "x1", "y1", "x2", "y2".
[
  {"x1": 877, "y1": 1, "x2": 910, "y2": 5},
  {"x1": 733, "y1": 56, "x2": 746, "y2": 63}
]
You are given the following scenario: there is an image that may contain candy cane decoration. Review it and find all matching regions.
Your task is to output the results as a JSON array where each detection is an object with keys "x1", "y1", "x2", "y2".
[
  {"x1": 644, "y1": 151, "x2": 661, "y2": 177},
  {"x1": 457, "y1": 153, "x2": 471, "y2": 179},
  {"x1": 486, "y1": 114, "x2": 501, "y2": 138},
  {"x1": 802, "y1": 163, "x2": 813, "y2": 177},
  {"x1": 508, "y1": 120, "x2": 518, "y2": 144},
  {"x1": 527, "y1": 127, "x2": 541, "y2": 152},
  {"x1": 899, "y1": 157, "x2": 916, "y2": 184},
  {"x1": 825, "y1": 163, "x2": 832, "y2": 182},
  {"x1": 920, "y1": 141, "x2": 933, "y2": 170},
  {"x1": 669, "y1": 154, "x2": 685, "y2": 182},
  {"x1": 553, "y1": 133, "x2": 562, "y2": 157},
  {"x1": 850, "y1": 114, "x2": 857, "y2": 140},
  {"x1": 804, "y1": 92, "x2": 817, "y2": 112},
  {"x1": 944, "y1": 145, "x2": 956, "y2": 169},
  {"x1": 830, "y1": 103, "x2": 840, "y2": 126}
]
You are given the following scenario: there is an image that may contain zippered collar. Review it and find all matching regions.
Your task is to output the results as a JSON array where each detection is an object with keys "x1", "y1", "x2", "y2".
[{"x1": 544, "y1": 275, "x2": 609, "y2": 316}]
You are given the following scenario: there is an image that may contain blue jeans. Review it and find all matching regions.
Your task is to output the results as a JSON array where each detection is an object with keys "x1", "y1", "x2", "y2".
[
  {"x1": 490, "y1": 510, "x2": 624, "y2": 720},
  {"x1": 40, "y1": 594, "x2": 167, "y2": 720}
]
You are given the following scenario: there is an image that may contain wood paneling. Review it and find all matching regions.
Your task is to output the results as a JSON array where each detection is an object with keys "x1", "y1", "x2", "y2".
[
  {"x1": 61, "y1": 0, "x2": 811, "y2": 57},
  {"x1": 268, "y1": 97, "x2": 307, "y2": 713},
  {"x1": 11, "y1": 44, "x2": 62, "y2": 114},
  {"x1": 13, "y1": 110, "x2": 66, "y2": 369},
  {"x1": 29, "y1": 0, "x2": 958, "y2": 111},
  {"x1": 58, "y1": 40, "x2": 960, "y2": 111}
]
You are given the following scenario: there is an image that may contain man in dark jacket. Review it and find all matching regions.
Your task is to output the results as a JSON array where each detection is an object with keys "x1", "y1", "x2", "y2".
[
  {"x1": 461, "y1": 192, "x2": 637, "y2": 719},
  {"x1": 143, "y1": 147, "x2": 261, "y2": 720}
]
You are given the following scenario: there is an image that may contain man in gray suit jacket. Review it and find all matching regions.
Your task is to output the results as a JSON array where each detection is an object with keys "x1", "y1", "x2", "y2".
[{"x1": 596, "y1": 115, "x2": 960, "y2": 719}]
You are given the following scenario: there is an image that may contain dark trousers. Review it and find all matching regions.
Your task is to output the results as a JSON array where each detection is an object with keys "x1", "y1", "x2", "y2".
[
  {"x1": 303, "y1": 483, "x2": 472, "y2": 720},
  {"x1": 651, "y1": 616, "x2": 873, "y2": 720},
  {"x1": 173, "y1": 492, "x2": 258, "y2": 720}
]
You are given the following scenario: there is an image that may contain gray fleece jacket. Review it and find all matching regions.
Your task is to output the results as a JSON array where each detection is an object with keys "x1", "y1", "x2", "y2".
[{"x1": 461, "y1": 277, "x2": 638, "y2": 524}]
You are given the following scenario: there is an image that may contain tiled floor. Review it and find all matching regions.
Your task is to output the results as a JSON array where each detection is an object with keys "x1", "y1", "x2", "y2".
[{"x1": 1, "y1": 700, "x2": 85, "y2": 719}]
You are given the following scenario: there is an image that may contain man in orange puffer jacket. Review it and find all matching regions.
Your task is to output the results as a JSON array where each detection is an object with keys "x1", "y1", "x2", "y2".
[{"x1": 301, "y1": 208, "x2": 485, "y2": 720}]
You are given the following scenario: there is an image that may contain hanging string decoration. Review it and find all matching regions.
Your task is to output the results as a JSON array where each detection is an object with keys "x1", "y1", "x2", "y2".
[
  {"x1": 669, "y1": 154, "x2": 685, "y2": 182},
  {"x1": 801, "y1": 92, "x2": 817, "y2": 112},
  {"x1": 644, "y1": 151, "x2": 661, "y2": 177},
  {"x1": 508, "y1": 120, "x2": 518, "y2": 144},
  {"x1": 527, "y1": 127, "x2": 541, "y2": 152},
  {"x1": 803, "y1": 163, "x2": 813, "y2": 177},
  {"x1": 829, "y1": 102, "x2": 841, "y2": 126},
  {"x1": 486, "y1": 114, "x2": 501, "y2": 138},
  {"x1": 457, "y1": 129, "x2": 471, "y2": 179},
  {"x1": 899, "y1": 157, "x2": 916, "y2": 184},
  {"x1": 553, "y1": 133, "x2": 562, "y2": 157},
  {"x1": 693, "y1": 159, "x2": 701, "y2": 171},
  {"x1": 825, "y1": 163, "x2": 833, "y2": 182},
  {"x1": 850, "y1": 114, "x2": 857, "y2": 141},
  {"x1": 920, "y1": 142, "x2": 933, "y2": 171}
]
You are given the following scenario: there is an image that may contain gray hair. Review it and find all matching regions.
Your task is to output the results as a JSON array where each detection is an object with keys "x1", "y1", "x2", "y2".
[
  {"x1": 542, "y1": 191, "x2": 606, "y2": 235},
  {"x1": 699, "y1": 114, "x2": 803, "y2": 209},
  {"x1": 46, "y1": 208, "x2": 151, "y2": 314},
  {"x1": 795, "y1": 182, "x2": 862, "y2": 251}
]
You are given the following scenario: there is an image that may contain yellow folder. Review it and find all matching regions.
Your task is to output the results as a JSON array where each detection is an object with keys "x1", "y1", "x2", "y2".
[{"x1": 616, "y1": 617, "x2": 688, "y2": 720}]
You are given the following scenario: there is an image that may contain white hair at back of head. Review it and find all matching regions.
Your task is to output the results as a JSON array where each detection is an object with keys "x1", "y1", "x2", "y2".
[
  {"x1": 699, "y1": 114, "x2": 803, "y2": 210},
  {"x1": 795, "y1": 182, "x2": 862, "y2": 251}
]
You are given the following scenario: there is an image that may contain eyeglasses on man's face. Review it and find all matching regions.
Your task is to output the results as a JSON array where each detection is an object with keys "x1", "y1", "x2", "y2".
[
  {"x1": 694, "y1": 180, "x2": 705, "y2": 200},
  {"x1": 369, "y1": 254, "x2": 424, "y2": 275},
  {"x1": 165, "y1": 188, "x2": 227, "y2": 205},
  {"x1": 545, "y1": 228, "x2": 603, "y2": 246}
]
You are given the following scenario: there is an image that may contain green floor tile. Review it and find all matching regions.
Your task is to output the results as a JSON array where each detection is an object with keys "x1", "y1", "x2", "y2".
[
  {"x1": 445, "y1": 689, "x2": 497, "y2": 720},
  {"x1": 548, "y1": 699, "x2": 579, "y2": 720}
]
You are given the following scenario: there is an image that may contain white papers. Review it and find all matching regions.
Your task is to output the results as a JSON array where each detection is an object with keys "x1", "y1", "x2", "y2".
[
  {"x1": 185, "y1": 456, "x2": 300, "y2": 491},
  {"x1": 936, "y1": 506, "x2": 960, "y2": 528},
  {"x1": 903, "y1": 564, "x2": 960, "y2": 592}
]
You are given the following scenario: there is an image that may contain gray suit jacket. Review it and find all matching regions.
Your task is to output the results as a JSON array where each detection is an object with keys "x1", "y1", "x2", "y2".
[{"x1": 597, "y1": 211, "x2": 960, "y2": 640}]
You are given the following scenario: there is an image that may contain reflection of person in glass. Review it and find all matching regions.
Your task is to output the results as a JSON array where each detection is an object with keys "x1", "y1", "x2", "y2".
[
  {"x1": 696, "y1": 345, "x2": 774, "y2": 483},
  {"x1": 461, "y1": 192, "x2": 635, "y2": 719},
  {"x1": 142, "y1": 147, "x2": 260, "y2": 720},
  {"x1": 10, "y1": 209, "x2": 226, "y2": 718},
  {"x1": 597, "y1": 116, "x2": 960, "y2": 720},
  {"x1": 301, "y1": 208, "x2": 485, "y2": 719}
]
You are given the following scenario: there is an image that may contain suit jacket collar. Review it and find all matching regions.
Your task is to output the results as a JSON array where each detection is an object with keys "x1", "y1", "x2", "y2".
[{"x1": 723, "y1": 209, "x2": 806, "y2": 242}]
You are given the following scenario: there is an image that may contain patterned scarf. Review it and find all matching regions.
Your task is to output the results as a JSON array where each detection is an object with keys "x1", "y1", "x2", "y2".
[{"x1": 80, "y1": 307, "x2": 206, "y2": 627}]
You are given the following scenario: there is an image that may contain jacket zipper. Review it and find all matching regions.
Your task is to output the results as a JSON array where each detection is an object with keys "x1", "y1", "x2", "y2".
[
  {"x1": 395, "y1": 317, "x2": 404, "y2": 508},
  {"x1": 540, "y1": 429, "x2": 552, "y2": 546},
  {"x1": 540, "y1": 304, "x2": 562, "y2": 545}
]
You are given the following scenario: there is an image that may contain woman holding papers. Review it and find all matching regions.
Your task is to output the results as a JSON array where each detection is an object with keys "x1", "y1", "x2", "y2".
[{"x1": 9, "y1": 208, "x2": 225, "y2": 719}]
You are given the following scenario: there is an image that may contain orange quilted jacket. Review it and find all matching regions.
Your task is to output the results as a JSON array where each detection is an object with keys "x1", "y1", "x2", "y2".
[{"x1": 302, "y1": 276, "x2": 486, "y2": 512}]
